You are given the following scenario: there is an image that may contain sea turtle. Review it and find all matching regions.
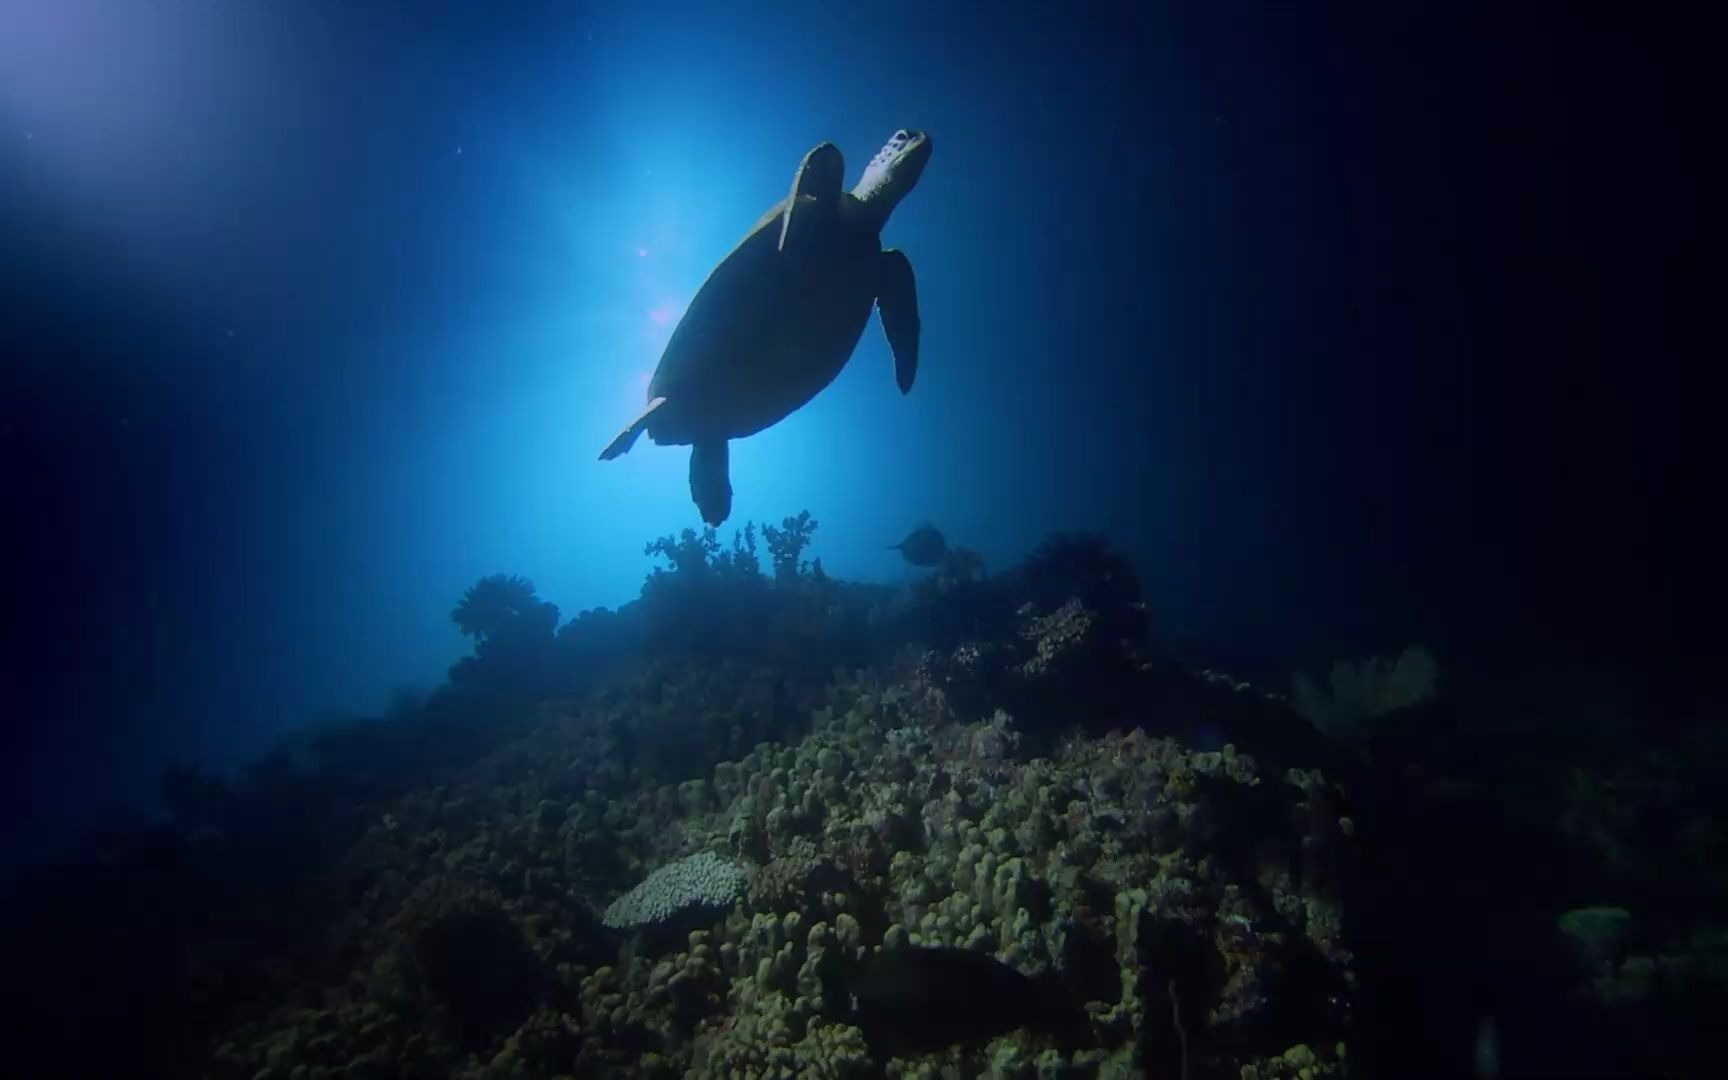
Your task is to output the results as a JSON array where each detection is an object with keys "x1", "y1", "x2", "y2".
[{"x1": 599, "y1": 129, "x2": 934, "y2": 525}]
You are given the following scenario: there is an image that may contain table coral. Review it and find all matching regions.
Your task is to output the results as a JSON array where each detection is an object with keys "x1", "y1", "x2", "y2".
[{"x1": 602, "y1": 851, "x2": 749, "y2": 934}]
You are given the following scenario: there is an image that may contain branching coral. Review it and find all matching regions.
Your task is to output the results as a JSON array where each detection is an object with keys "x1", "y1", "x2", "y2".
[
  {"x1": 643, "y1": 522, "x2": 771, "y2": 581},
  {"x1": 644, "y1": 527, "x2": 724, "y2": 575},
  {"x1": 762, "y1": 510, "x2": 818, "y2": 582},
  {"x1": 635, "y1": 512, "x2": 869, "y2": 680}
]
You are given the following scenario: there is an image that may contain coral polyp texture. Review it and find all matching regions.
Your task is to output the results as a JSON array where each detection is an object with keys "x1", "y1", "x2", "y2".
[
  {"x1": 207, "y1": 680, "x2": 1353, "y2": 1076},
  {"x1": 601, "y1": 852, "x2": 749, "y2": 933}
]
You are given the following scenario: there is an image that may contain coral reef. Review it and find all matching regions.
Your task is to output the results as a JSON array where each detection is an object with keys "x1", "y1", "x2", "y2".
[
  {"x1": 3, "y1": 515, "x2": 1723, "y2": 1079},
  {"x1": 190, "y1": 664, "x2": 1353, "y2": 1079}
]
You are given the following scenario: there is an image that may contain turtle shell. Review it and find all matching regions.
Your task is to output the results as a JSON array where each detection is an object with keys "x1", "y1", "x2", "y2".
[{"x1": 641, "y1": 193, "x2": 883, "y2": 447}]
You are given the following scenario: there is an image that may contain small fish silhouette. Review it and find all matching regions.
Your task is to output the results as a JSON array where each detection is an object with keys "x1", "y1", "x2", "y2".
[{"x1": 889, "y1": 523, "x2": 947, "y2": 567}]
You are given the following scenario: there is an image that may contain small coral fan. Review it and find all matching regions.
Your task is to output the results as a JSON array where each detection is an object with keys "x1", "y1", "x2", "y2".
[{"x1": 1293, "y1": 645, "x2": 1439, "y2": 741}]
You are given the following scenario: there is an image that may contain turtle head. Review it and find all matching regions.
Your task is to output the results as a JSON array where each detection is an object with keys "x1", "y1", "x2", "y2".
[{"x1": 852, "y1": 129, "x2": 932, "y2": 224}]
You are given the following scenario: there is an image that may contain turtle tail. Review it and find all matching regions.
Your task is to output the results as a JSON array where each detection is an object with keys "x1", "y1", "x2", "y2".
[{"x1": 689, "y1": 440, "x2": 733, "y2": 526}]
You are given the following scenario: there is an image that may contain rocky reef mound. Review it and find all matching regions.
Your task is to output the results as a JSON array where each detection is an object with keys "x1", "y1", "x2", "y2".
[{"x1": 7, "y1": 515, "x2": 1720, "y2": 1078}]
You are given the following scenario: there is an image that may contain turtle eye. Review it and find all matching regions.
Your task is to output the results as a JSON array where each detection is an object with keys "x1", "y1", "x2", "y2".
[{"x1": 894, "y1": 129, "x2": 910, "y2": 142}]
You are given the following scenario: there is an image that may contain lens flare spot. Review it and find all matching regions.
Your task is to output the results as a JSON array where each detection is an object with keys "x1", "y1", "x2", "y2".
[
  {"x1": 637, "y1": 247, "x2": 649, "y2": 257},
  {"x1": 646, "y1": 304, "x2": 674, "y2": 325}
]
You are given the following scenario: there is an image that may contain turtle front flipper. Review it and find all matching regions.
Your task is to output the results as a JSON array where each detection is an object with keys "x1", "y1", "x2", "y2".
[
  {"x1": 600, "y1": 396, "x2": 668, "y2": 460},
  {"x1": 876, "y1": 249, "x2": 920, "y2": 394},
  {"x1": 689, "y1": 439, "x2": 733, "y2": 526},
  {"x1": 778, "y1": 142, "x2": 845, "y2": 260}
]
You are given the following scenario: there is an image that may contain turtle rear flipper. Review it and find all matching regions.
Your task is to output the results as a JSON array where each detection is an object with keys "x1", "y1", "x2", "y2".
[
  {"x1": 599, "y1": 396, "x2": 668, "y2": 460},
  {"x1": 689, "y1": 439, "x2": 733, "y2": 526},
  {"x1": 779, "y1": 142, "x2": 845, "y2": 261},
  {"x1": 876, "y1": 249, "x2": 920, "y2": 393}
]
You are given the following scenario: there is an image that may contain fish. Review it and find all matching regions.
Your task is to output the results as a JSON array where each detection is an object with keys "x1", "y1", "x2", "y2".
[
  {"x1": 889, "y1": 523, "x2": 947, "y2": 567},
  {"x1": 850, "y1": 945, "x2": 1087, "y2": 1053}
]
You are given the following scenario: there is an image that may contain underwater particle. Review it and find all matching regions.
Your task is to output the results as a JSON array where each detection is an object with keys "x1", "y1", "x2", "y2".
[
  {"x1": 602, "y1": 851, "x2": 748, "y2": 933},
  {"x1": 850, "y1": 945, "x2": 1085, "y2": 1054}
]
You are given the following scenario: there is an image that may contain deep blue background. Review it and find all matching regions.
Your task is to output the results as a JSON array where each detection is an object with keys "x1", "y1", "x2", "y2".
[{"x1": 1, "y1": 2, "x2": 1714, "y2": 859}]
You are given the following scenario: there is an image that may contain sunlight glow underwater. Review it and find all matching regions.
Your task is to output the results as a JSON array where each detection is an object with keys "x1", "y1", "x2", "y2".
[
  {"x1": 2, "y1": 0, "x2": 967, "y2": 723},
  {"x1": 560, "y1": 158, "x2": 931, "y2": 609}
]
